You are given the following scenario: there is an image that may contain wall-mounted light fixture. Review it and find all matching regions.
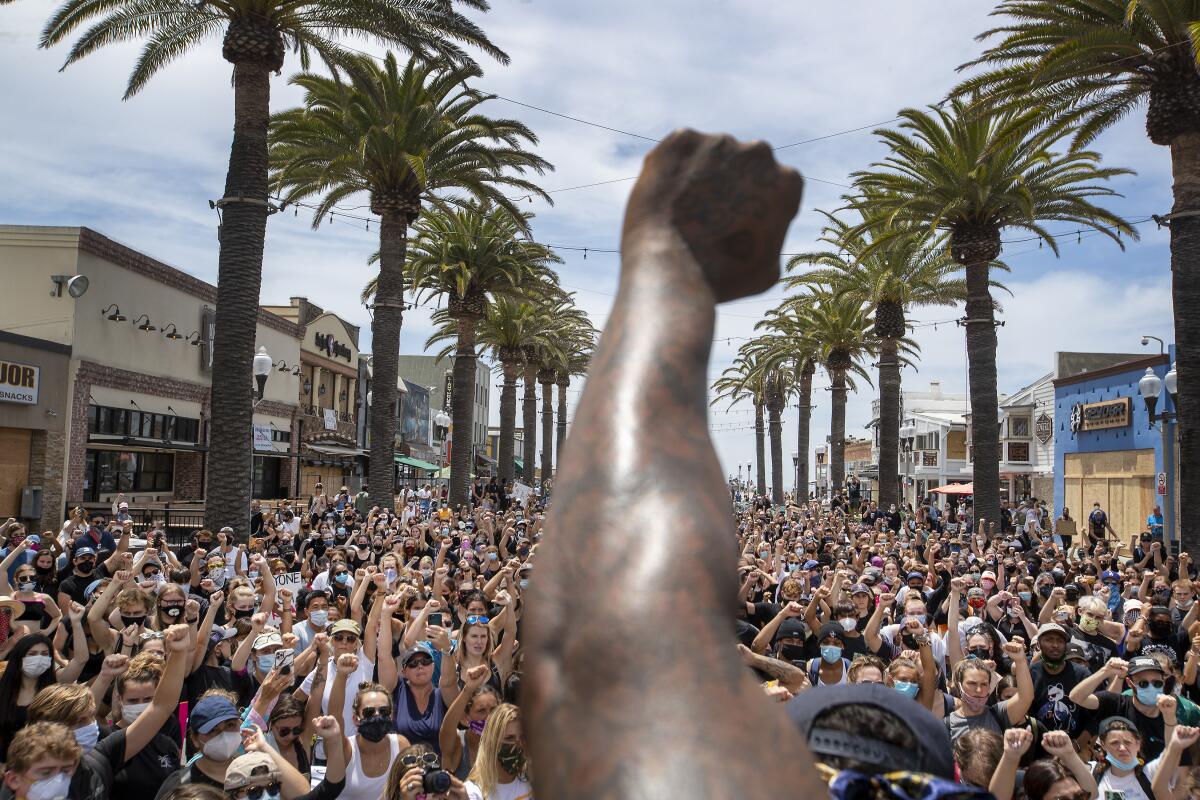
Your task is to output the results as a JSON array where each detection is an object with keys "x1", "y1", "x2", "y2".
[
  {"x1": 50, "y1": 274, "x2": 89, "y2": 298},
  {"x1": 162, "y1": 323, "x2": 184, "y2": 340},
  {"x1": 133, "y1": 314, "x2": 157, "y2": 332},
  {"x1": 101, "y1": 304, "x2": 126, "y2": 322}
]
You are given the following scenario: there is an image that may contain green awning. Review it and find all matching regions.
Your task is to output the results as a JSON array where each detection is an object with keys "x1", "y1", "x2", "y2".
[
  {"x1": 394, "y1": 455, "x2": 441, "y2": 472},
  {"x1": 513, "y1": 458, "x2": 523, "y2": 471}
]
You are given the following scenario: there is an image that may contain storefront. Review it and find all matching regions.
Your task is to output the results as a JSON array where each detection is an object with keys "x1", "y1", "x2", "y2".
[{"x1": 1054, "y1": 352, "x2": 1173, "y2": 547}]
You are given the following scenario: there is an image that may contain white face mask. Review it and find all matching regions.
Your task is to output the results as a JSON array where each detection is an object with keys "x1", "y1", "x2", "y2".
[
  {"x1": 838, "y1": 618, "x2": 857, "y2": 633},
  {"x1": 121, "y1": 701, "x2": 151, "y2": 724},
  {"x1": 202, "y1": 730, "x2": 243, "y2": 761},
  {"x1": 26, "y1": 771, "x2": 71, "y2": 800},
  {"x1": 22, "y1": 654, "x2": 52, "y2": 678}
]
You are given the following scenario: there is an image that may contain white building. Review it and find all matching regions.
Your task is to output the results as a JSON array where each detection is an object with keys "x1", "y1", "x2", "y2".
[
  {"x1": 873, "y1": 380, "x2": 973, "y2": 506},
  {"x1": 997, "y1": 372, "x2": 1056, "y2": 504}
]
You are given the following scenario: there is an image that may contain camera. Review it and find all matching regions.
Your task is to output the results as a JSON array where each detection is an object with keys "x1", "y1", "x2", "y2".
[{"x1": 422, "y1": 767, "x2": 452, "y2": 794}]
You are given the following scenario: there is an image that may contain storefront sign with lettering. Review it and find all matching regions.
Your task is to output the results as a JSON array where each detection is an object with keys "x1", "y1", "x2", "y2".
[
  {"x1": 0, "y1": 360, "x2": 39, "y2": 404},
  {"x1": 1071, "y1": 397, "x2": 1131, "y2": 432}
]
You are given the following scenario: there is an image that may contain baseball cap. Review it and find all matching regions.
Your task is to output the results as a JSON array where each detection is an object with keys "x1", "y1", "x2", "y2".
[
  {"x1": 224, "y1": 752, "x2": 280, "y2": 790},
  {"x1": 869, "y1": 556, "x2": 884, "y2": 568},
  {"x1": 401, "y1": 643, "x2": 435, "y2": 666},
  {"x1": 850, "y1": 584, "x2": 871, "y2": 596},
  {"x1": 1101, "y1": 570, "x2": 1121, "y2": 584},
  {"x1": 83, "y1": 579, "x2": 105, "y2": 601},
  {"x1": 803, "y1": 559, "x2": 821, "y2": 571},
  {"x1": 189, "y1": 696, "x2": 240, "y2": 734},
  {"x1": 219, "y1": 526, "x2": 235, "y2": 534},
  {"x1": 252, "y1": 632, "x2": 283, "y2": 651},
  {"x1": 775, "y1": 618, "x2": 808, "y2": 642},
  {"x1": 75, "y1": 546, "x2": 97, "y2": 558},
  {"x1": 1065, "y1": 643, "x2": 1088, "y2": 664},
  {"x1": 1036, "y1": 623, "x2": 1068, "y2": 640},
  {"x1": 209, "y1": 625, "x2": 238, "y2": 643},
  {"x1": 787, "y1": 683, "x2": 955, "y2": 778},
  {"x1": 817, "y1": 622, "x2": 844, "y2": 643},
  {"x1": 1124, "y1": 599, "x2": 1144, "y2": 613},
  {"x1": 906, "y1": 571, "x2": 925, "y2": 583},
  {"x1": 329, "y1": 619, "x2": 361, "y2": 638},
  {"x1": 982, "y1": 570, "x2": 997, "y2": 582},
  {"x1": 1099, "y1": 716, "x2": 1139, "y2": 737},
  {"x1": 1127, "y1": 655, "x2": 1163, "y2": 677}
]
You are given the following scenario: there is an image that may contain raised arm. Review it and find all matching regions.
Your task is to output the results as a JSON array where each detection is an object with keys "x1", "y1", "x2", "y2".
[
  {"x1": 1002, "y1": 637, "x2": 1033, "y2": 724},
  {"x1": 1041, "y1": 731, "x2": 1098, "y2": 798},
  {"x1": 522, "y1": 131, "x2": 820, "y2": 798},
  {"x1": 123, "y1": 624, "x2": 191, "y2": 761},
  {"x1": 1069, "y1": 657, "x2": 1126, "y2": 710}
]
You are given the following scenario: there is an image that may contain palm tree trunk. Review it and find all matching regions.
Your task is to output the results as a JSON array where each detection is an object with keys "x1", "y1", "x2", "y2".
[
  {"x1": 1169, "y1": 133, "x2": 1200, "y2": 555},
  {"x1": 796, "y1": 365, "x2": 813, "y2": 501},
  {"x1": 522, "y1": 363, "x2": 538, "y2": 483},
  {"x1": 204, "y1": 63, "x2": 272, "y2": 538},
  {"x1": 450, "y1": 316, "x2": 478, "y2": 507},
  {"x1": 366, "y1": 211, "x2": 408, "y2": 513},
  {"x1": 754, "y1": 400, "x2": 766, "y2": 496},
  {"x1": 830, "y1": 370, "x2": 847, "y2": 491},
  {"x1": 964, "y1": 258, "x2": 1001, "y2": 533},
  {"x1": 878, "y1": 337, "x2": 902, "y2": 509},
  {"x1": 498, "y1": 361, "x2": 520, "y2": 483},
  {"x1": 768, "y1": 402, "x2": 784, "y2": 505},
  {"x1": 556, "y1": 377, "x2": 569, "y2": 469},
  {"x1": 539, "y1": 370, "x2": 554, "y2": 482}
]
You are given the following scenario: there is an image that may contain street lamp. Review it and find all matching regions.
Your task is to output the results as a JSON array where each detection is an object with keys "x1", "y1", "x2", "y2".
[
  {"x1": 1138, "y1": 364, "x2": 1179, "y2": 550},
  {"x1": 253, "y1": 346, "x2": 272, "y2": 401}
]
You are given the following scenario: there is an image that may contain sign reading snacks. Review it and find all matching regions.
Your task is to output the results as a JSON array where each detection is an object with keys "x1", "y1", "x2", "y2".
[
  {"x1": 0, "y1": 360, "x2": 39, "y2": 405},
  {"x1": 1071, "y1": 397, "x2": 1132, "y2": 432}
]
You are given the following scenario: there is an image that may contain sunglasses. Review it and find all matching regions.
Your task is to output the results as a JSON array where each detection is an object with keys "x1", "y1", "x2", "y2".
[
  {"x1": 331, "y1": 634, "x2": 359, "y2": 644},
  {"x1": 466, "y1": 615, "x2": 490, "y2": 626},
  {"x1": 405, "y1": 656, "x2": 434, "y2": 668},
  {"x1": 140, "y1": 631, "x2": 165, "y2": 642},
  {"x1": 359, "y1": 706, "x2": 391, "y2": 720},
  {"x1": 1134, "y1": 679, "x2": 1165, "y2": 689},
  {"x1": 400, "y1": 752, "x2": 440, "y2": 769},
  {"x1": 232, "y1": 782, "x2": 282, "y2": 800},
  {"x1": 273, "y1": 725, "x2": 303, "y2": 737}
]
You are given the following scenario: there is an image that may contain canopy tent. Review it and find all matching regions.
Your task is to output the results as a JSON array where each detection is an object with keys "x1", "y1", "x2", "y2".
[
  {"x1": 394, "y1": 455, "x2": 441, "y2": 472},
  {"x1": 930, "y1": 482, "x2": 973, "y2": 495}
]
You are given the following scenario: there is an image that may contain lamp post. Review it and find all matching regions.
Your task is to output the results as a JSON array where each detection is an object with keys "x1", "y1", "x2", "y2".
[
  {"x1": 253, "y1": 347, "x2": 272, "y2": 401},
  {"x1": 1138, "y1": 364, "x2": 1179, "y2": 550},
  {"x1": 434, "y1": 411, "x2": 452, "y2": 487}
]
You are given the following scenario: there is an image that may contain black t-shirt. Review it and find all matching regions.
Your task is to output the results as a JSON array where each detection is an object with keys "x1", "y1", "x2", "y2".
[
  {"x1": 154, "y1": 761, "x2": 225, "y2": 800},
  {"x1": 185, "y1": 664, "x2": 235, "y2": 709},
  {"x1": 1029, "y1": 661, "x2": 1091, "y2": 737},
  {"x1": 1130, "y1": 632, "x2": 1191, "y2": 672},
  {"x1": 1068, "y1": 627, "x2": 1119, "y2": 673},
  {"x1": 112, "y1": 717, "x2": 182, "y2": 799},
  {"x1": 1092, "y1": 690, "x2": 1167, "y2": 760},
  {"x1": 57, "y1": 571, "x2": 98, "y2": 606}
]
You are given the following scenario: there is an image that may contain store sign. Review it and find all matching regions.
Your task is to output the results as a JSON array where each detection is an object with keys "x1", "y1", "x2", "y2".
[
  {"x1": 252, "y1": 425, "x2": 272, "y2": 451},
  {"x1": 1071, "y1": 397, "x2": 1132, "y2": 432},
  {"x1": 314, "y1": 332, "x2": 352, "y2": 362},
  {"x1": 922, "y1": 451, "x2": 938, "y2": 467},
  {"x1": 199, "y1": 306, "x2": 215, "y2": 372},
  {"x1": 1008, "y1": 442, "x2": 1030, "y2": 462},
  {"x1": 323, "y1": 409, "x2": 337, "y2": 431},
  {"x1": 0, "y1": 360, "x2": 39, "y2": 404},
  {"x1": 1158, "y1": 472, "x2": 1168, "y2": 496},
  {"x1": 442, "y1": 371, "x2": 453, "y2": 412},
  {"x1": 1035, "y1": 413, "x2": 1053, "y2": 445}
]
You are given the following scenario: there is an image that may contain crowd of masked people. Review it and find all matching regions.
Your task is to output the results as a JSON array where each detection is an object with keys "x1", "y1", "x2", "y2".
[
  {"x1": 737, "y1": 491, "x2": 1200, "y2": 800},
  {"x1": 0, "y1": 490, "x2": 543, "y2": 800}
]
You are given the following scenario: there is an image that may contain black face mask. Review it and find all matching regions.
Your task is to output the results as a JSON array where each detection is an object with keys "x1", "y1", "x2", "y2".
[
  {"x1": 776, "y1": 643, "x2": 806, "y2": 663},
  {"x1": 967, "y1": 647, "x2": 991, "y2": 661},
  {"x1": 121, "y1": 614, "x2": 147, "y2": 628},
  {"x1": 35, "y1": 563, "x2": 53, "y2": 574},
  {"x1": 232, "y1": 607, "x2": 255, "y2": 620},
  {"x1": 161, "y1": 605, "x2": 184, "y2": 619},
  {"x1": 1038, "y1": 584, "x2": 1053, "y2": 599},
  {"x1": 1150, "y1": 619, "x2": 1174, "y2": 639},
  {"x1": 357, "y1": 716, "x2": 392, "y2": 743},
  {"x1": 76, "y1": 560, "x2": 95, "y2": 574}
]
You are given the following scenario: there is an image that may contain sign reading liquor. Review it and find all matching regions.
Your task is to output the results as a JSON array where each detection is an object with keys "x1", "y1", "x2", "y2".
[
  {"x1": 1035, "y1": 413, "x2": 1053, "y2": 445},
  {"x1": 0, "y1": 360, "x2": 39, "y2": 404},
  {"x1": 1071, "y1": 397, "x2": 1132, "y2": 432}
]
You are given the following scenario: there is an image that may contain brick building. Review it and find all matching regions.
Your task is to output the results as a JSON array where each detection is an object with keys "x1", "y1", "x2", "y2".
[{"x1": 0, "y1": 225, "x2": 303, "y2": 530}]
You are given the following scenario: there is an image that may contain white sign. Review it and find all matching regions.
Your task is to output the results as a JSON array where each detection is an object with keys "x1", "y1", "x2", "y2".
[
  {"x1": 323, "y1": 409, "x2": 337, "y2": 431},
  {"x1": 1158, "y1": 472, "x2": 1168, "y2": 496},
  {"x1": 253, "y1": 425, "x2": 272, "y2": 451},
  {"x1": 511, "y1": 481, "x2": 533, "y2": 506},
  {"x1": 274, "y1": 571, "x2": 306, "y2": 594},
  {"x1": 0, "y1": 360, "x2": 39, "y2": 405}
]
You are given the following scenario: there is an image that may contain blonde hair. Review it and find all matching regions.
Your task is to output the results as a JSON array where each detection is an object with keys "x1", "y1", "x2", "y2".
[
  {"x1": 27, "y1": 683, "x2": 96, "y2": 725},
  {"x1": 6, "y1": 721, "x2": 81, "y2": 774},
  {"x1": 117, "y1": 587, "x2": 153, "y2": 612},
  {"x1": 467, "y1": 703, "x2": 525, "y2": 796}
]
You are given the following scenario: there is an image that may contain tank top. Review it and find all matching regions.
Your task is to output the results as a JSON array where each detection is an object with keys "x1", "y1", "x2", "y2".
[
  {"x1": 454, "y1": 729, "x2": 475, "y2": 781},
  {"x1": 394, "y1": 681, "x2": 447, "y2": 755},
  {"x1": 344, "y1": 733, "x2": 401, "y2": 800}
]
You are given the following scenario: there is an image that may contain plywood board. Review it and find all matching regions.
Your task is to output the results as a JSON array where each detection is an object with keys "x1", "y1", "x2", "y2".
[{"x1": 0, "y1": 428, "x2": 32, "y2": 517}]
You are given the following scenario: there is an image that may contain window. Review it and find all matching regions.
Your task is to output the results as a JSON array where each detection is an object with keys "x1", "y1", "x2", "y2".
[
  {"x1": 1009, "y1": 417, "x2": 1031, "y2": 438},
  {"x1": 915, "y1": 432, "x2": 940, "y2": 451},
  {"x1": 1008, "y1": 442, "x2": 1030, "y2": 462},
  {"x1": 252, "y1": 456, "x2": 283, "y2": 499},
  {"x1": 83, "y1": 450, "x2": 175, "y2": 500},
  {"x1": 87, "y1": 405, "x2": 199, "y2": 443},
  {"x1": 271, "y1": 429, "x2": 291, "y2": 444}
]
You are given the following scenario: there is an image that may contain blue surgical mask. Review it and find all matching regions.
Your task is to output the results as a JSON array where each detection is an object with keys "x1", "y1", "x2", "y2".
[
  {"x1": 26, "y1": 771, "x2": 71, "y2": 800},
  {"x1": 1106, "y1": 753, "x2": 1140, "y2": 772},
  {"x1": 1018, "y1": 591, "x2": 1032, "y2": 603},
  {"x1": 1135, "y1": 685, "x2": 1163, "y2": 706},
  {"x1": 308, "y1": 609, "x2": 328, "y2": 628},
  {"x1": 257, "y1": 654, "x2": 275, "y2": 673},
  {"x1": 820, "y1": 645, "x2": 842, "y2": 664},
  {"x1": 73, "y1": 720, "x2": 100, "y2": 752},
  {"x1": 894, "y1": 681, "x2": 919, "y2": 698},
  {"x1": 334, "y1": 573, "x2": 349, "y2": 585},
  {"x1": 519, "y1": 579, "x2": 529, "y2": 590},
  {"x1": 247, "y1": 570, "x2": 260, "y2": 581}
]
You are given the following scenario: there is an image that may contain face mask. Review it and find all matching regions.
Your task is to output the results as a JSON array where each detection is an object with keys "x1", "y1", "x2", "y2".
[
  {"x1": 17, "y1": 579, "x2": 36, "y2": 592},
  {"x1": 519, "y1": 578, "x2": 530, "y2": 590},
  {"x1": 894, "y1": 681, "x2": 919, "y2": 698},
  {"x1": 232, "y1": 607, "x2": 254, "y2": 620},
  {"x1": 442, "y1": 528, "x2": 450, "y2": 536},
  {"x1": 981, "y1": 579, "x2": 995, "y2": 591},
  {"x1": 22, "y1": 654, "x2": 52, "y2": 677},
  {"x1": 73, "y1": 720, "x2": 100, "y2": 752},
  {"x1": 1135, "y1": 685, "x2": 1163, "y2": 706},
  {"x1": 257, "y1": 654, "x2": 276, "y2": 673},
  {"x1": 357, "y1": 716, "x2": 392, "y2": 743},
  {"x1": 1079, "y1": 616, "x2": 1101, "y2": 634},
  {"x1": 1149, "y1": 620, "x2": 1174, "y2": 639},
  {"x1": 1038, "y1": 584, "x2": 1053, "y2": 599},
  {"x1": 959, "y1": 692, "x2": 989, "y2": 712},
  {"x1": 208, "y1": 569, "x2": 226, "y2": 586},
  {"x1": 1018, "y1": 591, "x2": 1032, "y2": 603},
  {"x1": 1106, "y1": 754, "x2": 1139, "y2": 772},
  {"x1": 777, "y1": 643, "x2": 806, "y2": 662},
  {"x1": 820, "y1": 645, "x2": 843, "y2": 664},
  {"x1": 309, "y1": 610, "x2": 328, "y2": 628},
  {"x1": 468, "y1": 718, "x2": 487, "y2": 736},
  {"x1": 967, "y1": 597, "x2": 986, "y2": 610},
  {"x1": 385, "y1": 569, "x2": 397, "y2": 584},
  {"x1": 967, "y1": 647, "x2": 991, "y2": 661},
  {"x1": 247, "y1": 570, "x2": 260, "y2": 581},
  {"x1": 785, "y1": 563, "x2": 799, "y2": 573},
  {"x1": 121, "y1": 700, "x2": 150, "y2": 724},
  {"x1": 202, "y1": 730, "x2": 243, "y2": 761},
  {"x1": 76, "y1": 560, "x2": 95, "y2": 574},
  {"x1": 26, "y1": 771, "x2": 71, "y2": 800},
  {"x1": 162, "y1": 605, "x2": 183, "y2": 619},
  {"x1": 334, "y1": 573, "x2": 349, "y2": 585},
  {"x1": 838, "y1": 618, "x2": 857, "y2": 633},
  {"x1": 497, "y1": 742, "x2": 527, "y2": 775}
]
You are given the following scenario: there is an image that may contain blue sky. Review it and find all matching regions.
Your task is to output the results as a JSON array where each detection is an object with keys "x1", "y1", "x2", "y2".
[{"x1": 0, "y1": 1, "x2": 1177, "y2": 486}]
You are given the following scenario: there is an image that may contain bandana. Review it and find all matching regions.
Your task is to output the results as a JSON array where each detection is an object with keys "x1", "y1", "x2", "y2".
[{"x1": 819, "y1": 764, "x2": 994, "y2": 800}]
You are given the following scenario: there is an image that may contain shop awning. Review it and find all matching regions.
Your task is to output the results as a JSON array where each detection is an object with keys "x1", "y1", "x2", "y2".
[
  {"x1": 931, "y1": 482, "x2": 974, "y2": 495},
  {"x1": 475, "y1": 452, "x2": 497, "y2": 466},
  {"x1": 304, "y1": 443, "x2": 364, "y2": 458},
  {"x1": 394, "y1": 455, "x2": 441, "y2": 472},
  {"x1": 513, "y1": 458, "x2": 523, "y2": 471}
]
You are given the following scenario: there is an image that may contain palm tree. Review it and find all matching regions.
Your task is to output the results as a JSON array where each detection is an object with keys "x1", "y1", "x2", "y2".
[
  {"x1": 280, "y1": 54, "x2": 551, "y2": 511},
  {"x1": 777, "y1": 291, "x2": 876, "y2": 495},
  {"x1": 19, "y1": 0, "x2": 507, "y2": 536},
  {"x1": 956, "y1": 0, "x2": 1200, "y2": 549},
  {"x1": 406, "y1": 204, "x2": 561, "y2": 506},
  {"x1": 788, "y1": 211, "x2": 970, "y2": 508},
  {"x1": 539, "y1": 311, "x2": 597, "y2": 480},
  {"x1": 739, "y1": 337, "x2": 795, "y2": 506},
  {"x1": 850, "y1": 99, "x2": 1134, "y2": 526},
  {"x1": 515, "y1": 291, "x2": 579, "y2": 485},
  {"x1": 712, "y1": 352, "x2": 769, "y2": 497},
  {"x1": 554, "y1": 336, "x2": 596, "y2": 471}
]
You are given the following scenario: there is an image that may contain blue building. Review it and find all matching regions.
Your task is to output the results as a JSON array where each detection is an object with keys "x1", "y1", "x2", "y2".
[{"x1": 1053, "y1": 348, "x2": 1177, "y2": 548}]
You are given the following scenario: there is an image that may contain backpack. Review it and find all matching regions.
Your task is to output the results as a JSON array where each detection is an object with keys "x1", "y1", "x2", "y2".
[
  {"x1": 1093, "y1": 762, "x2": 1154, "y2": 800},
  {"x1": 809, "y1": 658, "x2": 850, "y2": 686}
]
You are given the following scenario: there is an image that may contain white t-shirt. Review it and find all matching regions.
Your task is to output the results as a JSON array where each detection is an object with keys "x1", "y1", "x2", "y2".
[
  {"x1": 879, "y1": 624, "x2": 946, "y2": 669},
  {"x1": 1090, "y1": 756, "x2": 1165, "y2": 800},
  {"x1": 465, "y1": 777, "x2": 533, "y2": 800},
  {"x1": 300, "y1": 651, "x2": 374, "y2": 736},
  {"x1": 310, "y1": 570, "x2": 355, "y2": 593}
]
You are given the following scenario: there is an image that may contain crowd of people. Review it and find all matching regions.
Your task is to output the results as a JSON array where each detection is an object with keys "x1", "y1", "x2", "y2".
[{"x1": 0, "y1": 477, "x2": 1196, "y2": 800}]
